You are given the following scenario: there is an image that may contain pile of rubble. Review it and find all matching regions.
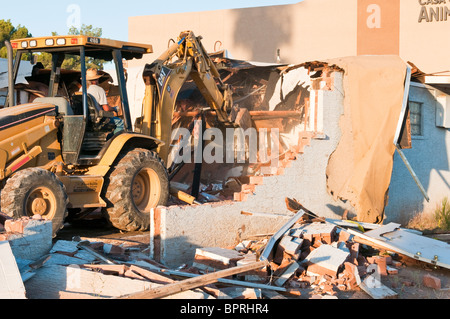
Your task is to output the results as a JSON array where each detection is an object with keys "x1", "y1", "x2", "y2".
[
  {"x1": 0, "y1": 199, "x2": 448, "y2": 299},
  {"x1": 188, "y1": 219, "x2": 401, "y2": 299}
]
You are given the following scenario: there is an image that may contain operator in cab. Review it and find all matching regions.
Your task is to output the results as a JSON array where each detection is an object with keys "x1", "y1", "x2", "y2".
[{"x1": 84, "y1": 68, "x2": 124, "y2": 136}]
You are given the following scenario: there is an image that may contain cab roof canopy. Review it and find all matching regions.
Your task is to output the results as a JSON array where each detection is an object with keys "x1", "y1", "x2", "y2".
[{"x1": 10, "y1": 35, "x2": 153, "y2": 61}]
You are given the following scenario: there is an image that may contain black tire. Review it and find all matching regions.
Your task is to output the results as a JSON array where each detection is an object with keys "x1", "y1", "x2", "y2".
[
  {"x1": 0, "y1": 168, "x2": 68, "y2": 237},
  {"x1": 103, "y1": 148, "x2": 169, "y2": 232}
]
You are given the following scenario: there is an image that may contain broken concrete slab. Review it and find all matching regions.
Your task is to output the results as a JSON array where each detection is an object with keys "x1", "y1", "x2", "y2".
[
  {"x1": 359, "y1": 279, "x2": 398, "y2": 299},
  {"x1": 43, "y1": 253, "x2": 92, "y2": 266},
  {"x1": 24, "y1": 264, "x2": 213, "y2": 299},
  {"x1": 302, "y1": 244, "x2": 350, "y2": 278},
  {"x1": 291, "y1": 222, "x2": 337, "y2": 245},
  {"x1": 0, "y1": 241, "x2": 26, "y2": 299},
  {"x1": 277, "y1": 235, "x2": 302, "y2": 258}
]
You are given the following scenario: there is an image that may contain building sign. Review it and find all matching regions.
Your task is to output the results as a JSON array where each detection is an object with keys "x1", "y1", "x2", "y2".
[
  {"x1": 418, "y1": 0, "x2": 450, "y2": 22},
  {"x1": 357, "y1": 0, "x2": 400, "y2": 55}
]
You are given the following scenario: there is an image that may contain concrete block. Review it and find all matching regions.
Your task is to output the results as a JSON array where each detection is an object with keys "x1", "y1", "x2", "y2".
[
  {"x1": 296, "y1": 222, "x2": 337, "y2": 244},
  {"x1": 303, "y1": 244, "x2": 350, "y2": 278},
  {"x1": 234, "y1": 240, "x2": 252, "y2": 252},
  {"x1": 275, "y1": 235, "x2": 302, "y2": 263},
  {"x1": 386, "y1": 265, "x2": 398, "y2": 275},
  {"x1": 153, "y1": 204, "x2": 292, "y2": 268},
  {"x1": 7, "y1": 219, "x2": 52, "y2": 261}
]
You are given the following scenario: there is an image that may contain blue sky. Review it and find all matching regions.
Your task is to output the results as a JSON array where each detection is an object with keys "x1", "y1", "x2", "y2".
[{"x1": 1, "y1": 1, "x2": 300, "y2": 41}]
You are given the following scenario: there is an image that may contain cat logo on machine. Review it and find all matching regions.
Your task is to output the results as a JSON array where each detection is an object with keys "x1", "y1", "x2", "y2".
[{"x1": 157, "y1": 66, "x2": 172, "y2": 92}]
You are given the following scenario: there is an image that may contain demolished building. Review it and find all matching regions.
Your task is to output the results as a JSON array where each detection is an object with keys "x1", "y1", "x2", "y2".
[
  {"x1": 126, "y1": 53, "x2": 450, "y2": 268},
  {"x1": 1, "y1": 47, "x2": 448, "y2": 271},
  {"x1": 1, "y1": 52, "x2": 449, "y2": 299}
]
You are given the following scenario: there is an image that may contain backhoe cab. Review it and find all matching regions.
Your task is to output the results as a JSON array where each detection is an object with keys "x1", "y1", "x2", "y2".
[{"x1": 3, "y1": 35, "x2": 169, "y2": 235}]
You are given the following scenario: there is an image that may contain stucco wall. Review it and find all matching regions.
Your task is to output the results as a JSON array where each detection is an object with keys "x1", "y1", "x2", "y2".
[
  {"x1": 128, "y1": 0, "x2": 450, "y2": 74},
  {"x1": 386, "y1": 82, "x2": 450, "y2": 222},
  {"x1": 128, "y1": 1, "x2": 357, "y2": 67}
]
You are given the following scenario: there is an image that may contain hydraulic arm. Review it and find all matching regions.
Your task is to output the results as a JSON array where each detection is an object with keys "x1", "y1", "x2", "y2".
[{"x1": 139, "y1": 30, "x2": 234, "y2": 162}]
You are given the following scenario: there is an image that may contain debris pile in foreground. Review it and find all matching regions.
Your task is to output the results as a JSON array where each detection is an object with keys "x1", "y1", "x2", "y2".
[{"x1": 0, "y1": 198, "x2": 449, "y2": 299}]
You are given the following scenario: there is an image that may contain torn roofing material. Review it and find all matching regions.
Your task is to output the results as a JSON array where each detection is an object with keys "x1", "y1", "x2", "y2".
[{"x1": 324, "y1": 55, "x2": 409, "y2": 224}]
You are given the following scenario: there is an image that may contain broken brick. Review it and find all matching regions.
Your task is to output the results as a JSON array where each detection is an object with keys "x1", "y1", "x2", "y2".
[
  {"x1": 423, "y1": 274, "x2": 441, "y2": 290},
  {"x1": 4, "y1": 218, "x2": 30, "y2": 234},
  {"x1": 337, "y1": 229, "x2": 352, "y2": 242},
  {"x1": 367, "y1": 256, "x2": 388, "y2": 276},
  {"x1": 386, "y1": 265, "x2": 398, "y2": 275}
]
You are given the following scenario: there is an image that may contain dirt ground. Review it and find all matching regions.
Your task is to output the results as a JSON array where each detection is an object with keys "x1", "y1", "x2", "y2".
[{"x1": 55, "y1": 219, "x2": 450, "y2": 300}]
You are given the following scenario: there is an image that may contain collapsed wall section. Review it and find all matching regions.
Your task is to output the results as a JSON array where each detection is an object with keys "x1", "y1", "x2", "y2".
[{"x1": 153, "y1": 66, "x2": 355, "y2": 267}]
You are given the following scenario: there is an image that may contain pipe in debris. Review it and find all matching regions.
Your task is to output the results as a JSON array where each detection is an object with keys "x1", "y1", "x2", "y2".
[{"x1": 395, "y1": 144, "x2": 430, "y2": 202}]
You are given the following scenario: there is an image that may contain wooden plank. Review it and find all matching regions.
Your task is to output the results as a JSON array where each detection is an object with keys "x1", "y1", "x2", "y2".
[
  {"x1": 120, "y1": 260, "x2": 269, "y2": 299},
  {"x1": 159, "y1": 268, "x2": 287, "y2": 292},
  {"x1": 128, "y1": 265, "x2": 174, "y2": 284}
]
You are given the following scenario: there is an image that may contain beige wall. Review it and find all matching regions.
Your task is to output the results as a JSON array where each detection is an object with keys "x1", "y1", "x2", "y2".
[
  {"x1": 128, "y1": 0, "x2": 450, "y2": 74},
  {"x1": 128, "y1": 1, "x2": 357, "y2": 67},
  {"x1": 400, "y1": 0, "x2": 450, "y2": 74}
]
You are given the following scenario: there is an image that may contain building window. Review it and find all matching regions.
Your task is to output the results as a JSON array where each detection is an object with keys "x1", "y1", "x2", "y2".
[{"x1": 409, "y1": 101, "x2": 422, "y2": 136}]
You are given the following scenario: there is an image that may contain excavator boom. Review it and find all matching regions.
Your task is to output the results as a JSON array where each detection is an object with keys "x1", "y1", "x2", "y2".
[{"x1": 138, "y1": 31, "x2": 235, "y2": 163}]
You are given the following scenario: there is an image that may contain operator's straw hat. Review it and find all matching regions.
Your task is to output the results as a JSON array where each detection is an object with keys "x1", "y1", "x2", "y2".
[{"x1": 86, "y1": 68, "x2": 103, "y2": 81}]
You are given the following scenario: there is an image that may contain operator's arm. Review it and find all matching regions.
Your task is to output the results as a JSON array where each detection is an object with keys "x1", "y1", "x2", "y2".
[{"x1": 101, "y1": 103, "x2": 118, "y2": 115}]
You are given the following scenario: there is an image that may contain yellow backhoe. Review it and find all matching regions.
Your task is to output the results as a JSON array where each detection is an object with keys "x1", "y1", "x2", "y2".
[
  {"x1": 3, "y1": 35, "x2": 169, "y2": 235},
  {"x1": 2, "y1": 31, "x2": 234, "y2": 236}
]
